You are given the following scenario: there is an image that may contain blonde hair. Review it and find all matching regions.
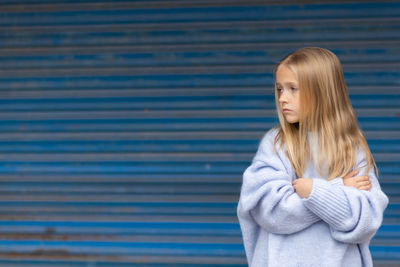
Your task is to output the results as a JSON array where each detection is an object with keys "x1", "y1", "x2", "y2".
[{"x1": 273, "y1": 47, "x2": 377, "y2": 180}]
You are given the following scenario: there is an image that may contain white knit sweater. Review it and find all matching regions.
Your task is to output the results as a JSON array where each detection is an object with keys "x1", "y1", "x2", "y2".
[{"x1": 237, "y1": 127, "x2": 389, "y2": 267}]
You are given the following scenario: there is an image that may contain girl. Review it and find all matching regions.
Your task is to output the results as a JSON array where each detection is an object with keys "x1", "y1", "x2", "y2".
[{"x1": 237, "y1": 47, "x2": 388, "y2": 267}]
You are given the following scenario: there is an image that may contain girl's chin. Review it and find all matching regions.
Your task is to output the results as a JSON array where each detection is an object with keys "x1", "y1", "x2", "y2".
[{"x1": 284, "y1": 116, "x2": 299, "y2": 124}]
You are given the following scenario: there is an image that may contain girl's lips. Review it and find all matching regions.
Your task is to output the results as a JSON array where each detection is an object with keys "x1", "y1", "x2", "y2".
[{"x1": 283, "y1": 108, "x2": 291, "y2": 112}]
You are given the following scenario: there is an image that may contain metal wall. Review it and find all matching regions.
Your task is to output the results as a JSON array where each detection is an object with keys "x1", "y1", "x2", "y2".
[{"x1": 0, "y1": 0, "x2": 398, "y2": 266}]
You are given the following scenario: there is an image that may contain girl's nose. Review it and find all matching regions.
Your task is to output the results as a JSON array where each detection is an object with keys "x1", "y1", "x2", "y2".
[{"x1": 279, "y1": 91, "x2": 288, "y2": 104}]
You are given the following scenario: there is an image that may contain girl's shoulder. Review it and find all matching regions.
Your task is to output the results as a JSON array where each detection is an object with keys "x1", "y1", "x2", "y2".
[
  {"x1": 260, "y1": 126, "x2": 281, "y2": 146},
  {"x1": 256, "y1": 126, "x2": 296, "y2": 177},
  {"x1": 256, "y1": 126, "x2": 283, "y2": 155}
]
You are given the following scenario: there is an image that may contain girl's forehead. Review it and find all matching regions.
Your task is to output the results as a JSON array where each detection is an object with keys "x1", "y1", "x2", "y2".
[
  {"x1": 275, "y1": 65, "x2": 298, "y2": 83},
  {"x1": 276, "y1": 64, "x2": 296, "y2": 74}
]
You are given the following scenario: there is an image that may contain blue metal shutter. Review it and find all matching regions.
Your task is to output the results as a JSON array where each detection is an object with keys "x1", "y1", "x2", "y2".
[{"x1": 0, "y1": 1, "x2": 398, "y2": 266}]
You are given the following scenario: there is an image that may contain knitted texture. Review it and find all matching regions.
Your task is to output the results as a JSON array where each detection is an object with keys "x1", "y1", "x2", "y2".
[{"x1": 237, "y1": 128, "x2": 389, "y2": 267}]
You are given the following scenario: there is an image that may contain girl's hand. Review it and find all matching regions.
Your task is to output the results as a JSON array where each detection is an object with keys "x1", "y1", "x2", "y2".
[
  {"x1": 343, "y1": 169, "x2": 371, "y2": 191},
  {"x1": 292, "y1": 178, "x2": 313, "y2": 198}
]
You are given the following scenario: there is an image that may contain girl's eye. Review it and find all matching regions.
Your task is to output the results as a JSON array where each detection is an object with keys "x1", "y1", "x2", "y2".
[{"x1": 291, "y1": 87, "x2": 297, "y2": 91}]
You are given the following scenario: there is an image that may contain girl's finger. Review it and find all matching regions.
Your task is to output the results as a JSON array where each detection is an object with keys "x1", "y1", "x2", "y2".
[
  {"x1": 359, "y1": 185, "x2": 370, "y2": 191},
  {"x1": 359, "y1": 183, "x2": 372, "y2": 190},
  {"x1": 358, "y1": 181, "x2": 371, "y2": 186},
  {"x1": 355, "y1": 176, "x2": 370, "y2": 182},
  {"x1": 344, "y1": 169, "x2": 359, "y2": 179}
]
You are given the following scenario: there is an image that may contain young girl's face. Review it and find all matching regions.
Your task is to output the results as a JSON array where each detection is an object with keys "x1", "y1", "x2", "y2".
[{"x1": 275, "y1": 64, "x2": 300, "y2": 124}]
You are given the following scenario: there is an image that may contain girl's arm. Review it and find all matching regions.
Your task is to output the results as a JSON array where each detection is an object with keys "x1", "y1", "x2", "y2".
[
  {"x1": 237, "y1": 130, "x2": 322, "y2": 235},
  {"x1": 300, "y1": 152, "x2": 389, "y2": 244},
  {"x1": 293, "y1": 169, "x2": 371, "y2": 198},
  {"x1": 343, "y1": 169, "x2": 372, "y2": 191}
]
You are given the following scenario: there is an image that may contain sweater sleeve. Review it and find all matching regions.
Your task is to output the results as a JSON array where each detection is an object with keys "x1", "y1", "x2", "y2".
[
  {"x1": 237, "y1": 130, "x2": 321, "y2": 235},
  {"x1": 302, "y1": 152, "x2": 389, "y2": 244}
]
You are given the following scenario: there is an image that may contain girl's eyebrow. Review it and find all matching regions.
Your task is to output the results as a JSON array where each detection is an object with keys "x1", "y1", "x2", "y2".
[{"x1": 276, "y1": 81, "x2": 298, "y2": 86}]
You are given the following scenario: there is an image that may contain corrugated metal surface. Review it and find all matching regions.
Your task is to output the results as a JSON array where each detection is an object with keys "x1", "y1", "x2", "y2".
[{"x1": 0, "y1": 0, "x2": 398, "y2": 266}]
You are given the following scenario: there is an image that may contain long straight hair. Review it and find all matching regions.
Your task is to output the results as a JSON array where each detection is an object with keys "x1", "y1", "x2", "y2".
[{"x1": 274, "y1": 47, "x2": 377, "y2": 180}]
